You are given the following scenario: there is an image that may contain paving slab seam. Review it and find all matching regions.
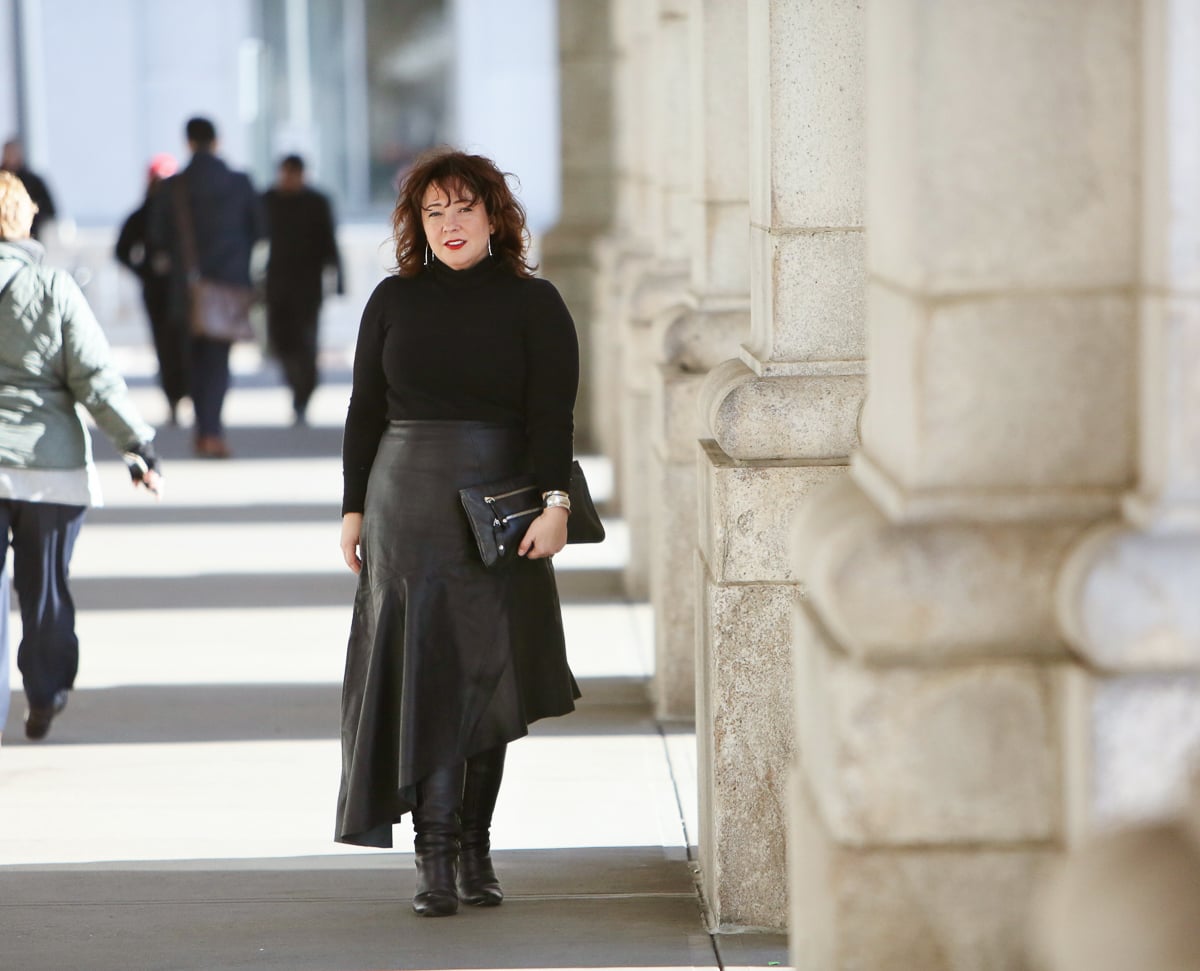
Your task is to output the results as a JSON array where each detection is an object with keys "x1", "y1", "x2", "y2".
[
  {"x1": 0, "y1": 891, "x2": 701, "y2": 908},
  {"x1": 655, "y1": 722, "x2": 696, "y2": 861},
  {"x1": 653, "y1": 723, "x2": 726, "y2": 968}
]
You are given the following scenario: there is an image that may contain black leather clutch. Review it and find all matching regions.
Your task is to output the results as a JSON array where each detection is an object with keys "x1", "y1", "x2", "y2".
[{"x1": 459, "y1": 460, "x2": 605, "y2": 570}]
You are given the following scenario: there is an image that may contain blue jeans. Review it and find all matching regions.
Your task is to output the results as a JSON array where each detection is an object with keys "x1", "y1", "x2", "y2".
[
  {"x1": 0, "y1": 500, "x2": 87, "y2": 713},
  {"x1": 0, "y1": 566, "x2": 10, "y2": 732}
]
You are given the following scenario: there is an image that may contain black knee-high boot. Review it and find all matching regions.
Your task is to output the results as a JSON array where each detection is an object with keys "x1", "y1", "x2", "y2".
[
  {"x1": 457, "y1": 744, "x2": 506, "y2": 907},
  {"x1": 411, "y1": 763, "x2": 465, "y2": 917}
]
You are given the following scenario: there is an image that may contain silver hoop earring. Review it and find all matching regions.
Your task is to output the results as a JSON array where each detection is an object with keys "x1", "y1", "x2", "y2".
[
  {"x1": 487, "y1": 236, "x2": 493, "y2": 257},
  {"x1": 424, "y1": 244, "x2": 432, "y2": 266}
]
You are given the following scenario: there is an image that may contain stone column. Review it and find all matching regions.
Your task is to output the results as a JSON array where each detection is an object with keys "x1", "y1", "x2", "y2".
[
  {"x1": 695, "y1": 0, "x2": 866, "y2": 930},
  {"x1": 588, "y1": 0, "x2": 653, "y2": 478},
  {"x1": 541, "y1": 0, "x2": 617, "y2": 452},
  {"x1": 1053, "y1": 0, "x2": 1200, "y2": 839},
  {"x1": 790, "y1": 2, "x2": 1139, "y2": 967},
  {"x1": 612, "y1": 0, "x2": 691, "y2": 599},
  {"x1": 646, "y1": 0, "x2": 749, "y2": 721},
  {"x1": 1034, "y1": 776, "x2": 1200, "y2": 971}
]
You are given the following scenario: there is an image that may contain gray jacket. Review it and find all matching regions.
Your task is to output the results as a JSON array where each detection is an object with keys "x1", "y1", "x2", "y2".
[{"x1": 0, "y1": 239, "x2": 153, "y2": 474}]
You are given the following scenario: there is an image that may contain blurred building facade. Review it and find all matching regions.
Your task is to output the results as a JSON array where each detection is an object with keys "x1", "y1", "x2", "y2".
[
  {"x1": 0, "y1": 0, "x2": 558, "y2": 228},
  {"x1": 0, "y1": 0, "x2": 558, "y2": 374}
]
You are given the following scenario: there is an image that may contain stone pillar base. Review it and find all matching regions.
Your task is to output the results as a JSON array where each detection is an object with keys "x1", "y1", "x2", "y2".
[
  {"x1": 789, "y1": 770, "x2": 1057, "y2": 971},
  {"x1": 649, "y1": 304, "x2": 749, "y2": 721},
  {"x1": 694, "y1": 439, "x2": 847, "y2": 930},
  {"x1": 789, "y1": 474, "x2": 1082, "y2": 967},
  {"x1": 649, "y1": 370, "x2": 703, "y2": 718}
]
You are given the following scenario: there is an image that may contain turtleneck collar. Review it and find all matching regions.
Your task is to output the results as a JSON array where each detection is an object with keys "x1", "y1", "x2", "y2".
[{"x1": 427, "y1": 254, "x2": 501, "y2": 289}]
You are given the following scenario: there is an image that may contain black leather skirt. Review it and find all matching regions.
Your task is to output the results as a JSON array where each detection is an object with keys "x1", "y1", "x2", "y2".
[{"x1": 335, "y1": 420, "x2": 579, "y2": 847}]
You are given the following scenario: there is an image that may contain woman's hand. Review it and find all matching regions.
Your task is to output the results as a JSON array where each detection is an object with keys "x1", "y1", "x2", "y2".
[
  {"x1": 138, "y1": 470, "x2": 164, "y2": 500},
  {"x1": 519, "y1": 506, "x2": 569, "y2": 560},
  {"x1": 340, "y1": 513, "x2": 364, "y2": 574}
]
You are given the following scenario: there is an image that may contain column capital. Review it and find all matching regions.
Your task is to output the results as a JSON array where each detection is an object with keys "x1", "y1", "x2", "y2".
[
  {"x1": 699, "y1": 358, "x2": 862, "y2": 462},
  {"x1": 796, "y1": 476, "x2": 1081, "y2": 664}
]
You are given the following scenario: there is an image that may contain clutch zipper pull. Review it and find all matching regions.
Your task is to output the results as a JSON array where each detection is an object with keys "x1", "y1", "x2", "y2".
[{"x1": 499, "y1": 506, "x2": 542, "y2": 526}]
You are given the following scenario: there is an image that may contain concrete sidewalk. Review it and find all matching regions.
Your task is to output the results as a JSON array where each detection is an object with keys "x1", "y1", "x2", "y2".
[{"x1": 0, "y1": 361, "x2": 787, "y2": 971}]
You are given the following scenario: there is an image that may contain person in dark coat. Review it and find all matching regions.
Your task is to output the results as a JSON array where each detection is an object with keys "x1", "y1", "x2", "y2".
[
  {"x1": 336, "y1": 150, "x2": 580, "y2": 917},
  {"x1": 262, "y1": 154, "x2": 342, "y2": 425},
  {"x1": 1, "y1": 138, "x2": 57, "y2": 240},
  {"x1": 115, "y1": 153, "x2": 188, "y2": 425},
  {"x1": 148, "y1": 117, "x2": 265, "y2": 458}
]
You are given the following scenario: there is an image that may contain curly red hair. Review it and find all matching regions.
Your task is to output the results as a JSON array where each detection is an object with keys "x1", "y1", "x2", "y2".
[{"x1": 391, "y1": 148, "x2": 535, "y2": 279}]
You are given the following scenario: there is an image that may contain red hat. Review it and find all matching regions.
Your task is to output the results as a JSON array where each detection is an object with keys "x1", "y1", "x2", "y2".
[{"x1": 148, "y1": 153, "x2": 178, "y2": 180}]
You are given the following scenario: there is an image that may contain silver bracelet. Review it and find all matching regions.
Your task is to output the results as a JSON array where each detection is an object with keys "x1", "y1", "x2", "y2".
[{"x1": 544, "y1": 494, "x2": 572, "y2": 512}]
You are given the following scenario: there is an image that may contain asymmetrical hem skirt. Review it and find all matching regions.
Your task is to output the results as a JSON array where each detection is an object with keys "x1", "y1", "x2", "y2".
[{"x1": 335, "y1": 420, "x2": 579, "y2": 848}]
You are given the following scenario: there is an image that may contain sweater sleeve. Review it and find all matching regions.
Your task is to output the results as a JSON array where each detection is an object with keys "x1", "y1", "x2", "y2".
[
  {"x1": 523, "y1": 280, "x2": 579, "y2": 495},
  {"x1": 56, "y1": 270, "x2": 155, "y2": 450},
  {"x1": 341, "y1": 280, "x2": 391, "y2": 515}
]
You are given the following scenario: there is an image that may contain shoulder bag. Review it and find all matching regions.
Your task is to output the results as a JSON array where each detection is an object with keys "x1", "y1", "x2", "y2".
[{"x1": 172, "y1": 178, "x2": 255, "y2": 343}]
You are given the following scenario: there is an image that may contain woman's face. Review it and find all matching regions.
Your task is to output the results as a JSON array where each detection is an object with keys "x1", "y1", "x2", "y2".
[{"x1": 420, "y1": 182, "x2": 494, "y2": 271}]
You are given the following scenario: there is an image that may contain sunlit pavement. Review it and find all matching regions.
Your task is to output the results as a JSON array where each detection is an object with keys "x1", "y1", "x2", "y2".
[{"x1": 0, "y1": 347, "x2": 787, "y2": 971}]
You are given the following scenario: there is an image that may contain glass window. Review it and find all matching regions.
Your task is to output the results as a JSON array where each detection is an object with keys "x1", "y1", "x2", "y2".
[{"x1": 254, "y1": 0, "x2": 451, "y2": 219}]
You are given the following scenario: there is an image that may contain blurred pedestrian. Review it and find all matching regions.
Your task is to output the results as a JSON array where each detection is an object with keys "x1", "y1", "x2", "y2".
[
  {"x1": 1, "y1": 138, "x2": 56, "y2": 240},
  {"x1": 149, "y1": 116, "x2": 264, "y2": 458},
  {"x1": 0, "y1": 566, "x2": 10, "y2": 743},
  {"x1": 262, "y1": 154, "x2": 342, "y2": 425},
  {"x1": 115, "y1": 153, "x2": 189, "y2": 425},
  {"x1": 0, "y1": 172, "x2": 163, "y2": 743}
]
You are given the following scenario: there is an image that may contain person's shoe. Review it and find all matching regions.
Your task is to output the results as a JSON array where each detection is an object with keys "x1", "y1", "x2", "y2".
[
  {"x1": 457, "y1": 836, "x2": 503, "y2": 906},
  {"x1": 25, "y1": 689, "x2": 68, "y2": 741},
  {"x1": 193, "y1": 435, "x2": 232, "y2": 459},
  {"x1": 412, "y1": 833, "x2": 460, "y2": 917}
]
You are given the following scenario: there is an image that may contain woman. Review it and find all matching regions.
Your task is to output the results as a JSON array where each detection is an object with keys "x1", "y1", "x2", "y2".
[
  {"x1": 115, "y1": 153, "x2": 188, "y2": 426},
  {"x1": 336, "y1": 150, "x2": 580, "y2": 917},
  {"x1": 0, "y1": 172, "x2": 162, "y2": 743}
]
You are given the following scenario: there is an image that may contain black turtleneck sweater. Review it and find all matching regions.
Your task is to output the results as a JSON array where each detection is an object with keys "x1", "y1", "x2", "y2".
[{"x1": 341, "y1": 257, "x2": 579, "y2": 515}]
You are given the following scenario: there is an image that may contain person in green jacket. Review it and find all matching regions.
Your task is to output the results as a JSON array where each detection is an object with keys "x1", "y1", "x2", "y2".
[{"x1": 0, "y1": 171, "x2": 163, "y2": 743}]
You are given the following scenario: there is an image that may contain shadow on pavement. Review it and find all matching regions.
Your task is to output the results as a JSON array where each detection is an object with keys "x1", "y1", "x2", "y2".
[
  {"x1": 69, "y1": 568, "x2": 627, "y2": 611},
  {"x1": 1, "y1": 677, "x2": 656, "y2": 746},
  {"x1": 88, "y1": 503, "x2": 340, "y2": 525},
  {"x1": 122, "y1": 367, "x2": 355, "y2": 393},
  {"x1": 0, "y1": 847, "x2": 718, "y2": 971},
  {"x1": 71, "y1": 573, "x2": 359, "y2": 610},
  {"x1": 96, "y1": 423, "x2": 347, "y2": 463}
]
